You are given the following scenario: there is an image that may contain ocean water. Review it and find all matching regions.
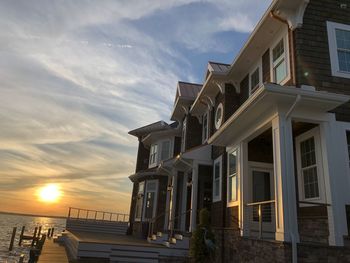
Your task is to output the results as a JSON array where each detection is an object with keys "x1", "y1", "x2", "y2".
[{"x1": 0, "y1": 213, "x2": 66, "y2": 263}]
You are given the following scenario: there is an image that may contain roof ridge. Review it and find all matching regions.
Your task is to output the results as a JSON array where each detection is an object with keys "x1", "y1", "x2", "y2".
[{"x1": 178, "y1": 81, "x2": 203, "y2": 86}]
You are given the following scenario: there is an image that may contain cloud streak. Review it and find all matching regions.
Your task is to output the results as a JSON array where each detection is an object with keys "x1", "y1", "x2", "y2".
[{"x1": 0, "y1": 0, "x2": 271, "y2": 216}]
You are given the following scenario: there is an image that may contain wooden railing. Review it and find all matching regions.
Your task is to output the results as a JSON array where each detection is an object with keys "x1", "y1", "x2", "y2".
[{"x1": 67, "y1": 207, "x2": 129, "y2": 222}]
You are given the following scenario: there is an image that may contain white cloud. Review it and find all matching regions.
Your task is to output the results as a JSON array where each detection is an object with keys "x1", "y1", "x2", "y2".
[{"x1": 0, "y1": 0, "x2": 271, "y2": 215}]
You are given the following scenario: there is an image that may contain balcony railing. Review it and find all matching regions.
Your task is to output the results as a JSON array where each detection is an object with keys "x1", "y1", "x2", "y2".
[
  {"x1": 246, "y1": 200, "x2": 275, "y2": 239},
  {"x1": 67, "y1": 207, "x2": 129, "y2": 222}
]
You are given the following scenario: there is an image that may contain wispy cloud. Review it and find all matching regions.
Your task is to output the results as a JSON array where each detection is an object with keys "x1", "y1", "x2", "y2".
[{"x1": 0, "y1": 0, "x2": 271, "y2": 216}]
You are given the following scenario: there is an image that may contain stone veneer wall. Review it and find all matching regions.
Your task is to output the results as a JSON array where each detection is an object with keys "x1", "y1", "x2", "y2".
[
  {"x1": 211, "y1": 227, "x2": 350, "y2": 263},
  {"x1": 298, "y1": 216, "x2": 329, "y2": 244}
]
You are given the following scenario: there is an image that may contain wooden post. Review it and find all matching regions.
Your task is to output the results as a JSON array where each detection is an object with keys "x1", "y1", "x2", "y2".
[
  {"x1": 50, "y1": 227, "x2": 54, "y2": 237},
  {"x1": 19, "y1": 254, "x2": 25, "y2": 263},
  {"x1": 9, "y1": 227, "x2": 16, "y2": 251},
  {"x1": 47, "y1": 228, "x2": 51, "y2": 237},
  {"x1": 31, "y1": 227, "x2": 38, "y2": 246},
  {"x1": 19, "y1": 226, "x2": 25, "y2": 246},
  {"x1": 68, "y1": 207, "x2": 71, "y2": 218},
  {"x1": 38, "y1": 226, "x2": 42, "y2": 237}
]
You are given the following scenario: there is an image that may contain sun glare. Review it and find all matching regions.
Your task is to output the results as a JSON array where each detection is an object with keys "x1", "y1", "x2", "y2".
[{"x1": 38, "y1": 184, "x2": 61, "y2": 203}]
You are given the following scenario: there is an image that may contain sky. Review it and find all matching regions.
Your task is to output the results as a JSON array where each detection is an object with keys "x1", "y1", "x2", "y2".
[{"x1": 0, "y1": 0, "x2": 271, "y2": 216}]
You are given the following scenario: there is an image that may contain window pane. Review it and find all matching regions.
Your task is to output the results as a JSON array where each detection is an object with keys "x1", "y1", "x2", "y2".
[
  {"x1": 303, "y1": 166, "x2": 319, "y2": 199},
  {"x1": 336, "y1": 29, "x2": 350, "y2": 49},
  {"x1": 300, "y1": 137, "x2": 316, "y2": 168},
  {"x1": 161, "y1": 141, "x2": 170, "y2": 160},
  {"x1": 273, "y1": 39, "x2": 284, "y2": 62},
  {"x1": 203, "y1": 114, "x2": 208, "y2": 140},
  {"x1": 338, "y1": 50, "x2": 350, "y2": 72},
  {"x1": 214, "y1": 179, "x2": 219, "y2": 196},
  {"x1": 229, "y1": 151, "x2": 237, "y2": 175},
  {"x1": 274, "y1": 59, "x2": 287, "y2": 84},
  {"x1": 250, "y1": 68, "x2": 260, "y2": 91},
  {"x1": 138, "y1": 182, "x2": 144, "y2": 194},
  {"x1": 215, "y1": 162, "x2": 220, "y2": 179},
  {"x1": 228, "y1": 174, "x2": 237, "y2": 202}
]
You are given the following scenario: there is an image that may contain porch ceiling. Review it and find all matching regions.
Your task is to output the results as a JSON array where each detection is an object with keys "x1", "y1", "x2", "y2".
[{"x1": 208, "y1": 83, "x2": 350, "y2": 147}]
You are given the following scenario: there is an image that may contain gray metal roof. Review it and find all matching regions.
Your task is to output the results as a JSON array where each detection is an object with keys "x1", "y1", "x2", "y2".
[
  {"x1": 207, "y1": 61, "x2": 230, "y2": 75},
  {"x1": 177, "y1": 81, "x2": 202, "y2": 100},
  {"x1": 128, "y1": 121, "x2": 170, "y2": 138}
]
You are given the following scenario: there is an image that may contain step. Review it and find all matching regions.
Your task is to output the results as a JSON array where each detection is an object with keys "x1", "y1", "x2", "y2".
[{"x1": 110, "y1": 247, "x2": 159, "y2": 263}]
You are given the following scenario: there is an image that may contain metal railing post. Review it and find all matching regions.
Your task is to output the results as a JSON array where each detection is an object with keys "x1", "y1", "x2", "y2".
[
  {"x1": 86, "y1": 210, "x2": 89, "y2": 220},
  {"x1": 68, "y1": 207, "x2": 71, "y2": 218},
  {"x1": 77, "y1": 209, "x2": 80, "y2": 219},
  {"x1": 258, "y1": 204, "x2": 262, "y2": 239},
  {"x1": 95, "y1": 211, "x2": 97, "y2": 220}
]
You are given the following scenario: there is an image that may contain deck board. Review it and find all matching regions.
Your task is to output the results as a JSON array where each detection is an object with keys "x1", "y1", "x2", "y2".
[{"x1": 38, "y1": 238, "x2": 69, "y2": 263}]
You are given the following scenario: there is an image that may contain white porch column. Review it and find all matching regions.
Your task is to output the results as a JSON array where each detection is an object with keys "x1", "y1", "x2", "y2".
[
  {"x1": 272, "y1": 115, "x2": 299, "y2": 242},
  {"x1": 168, "y1": 172, "x2": 178, "y2": 231},
  {"x1": 180, "y1": 172, "x2": 188, "y2": 231},
  {"x1": 239, "y1": 141, "x2": 250, "y2": 237},
  {"x1": 190, "y1": 162, "x2": 198, "y2": 232},
  {"x1": 163, "y1": 173, "x2": 172, "y2": 231},
  {"x1": 320, "y1": 116, "x2": 348, "y2": 246}
]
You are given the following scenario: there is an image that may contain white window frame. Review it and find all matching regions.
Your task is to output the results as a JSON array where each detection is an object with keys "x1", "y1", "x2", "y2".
[
  {"x1": 295, "y1": 127, "x2": 326, "y2": 204},
  {"x1": 327, "y1": 21, "x2": 350, "y2": 79},
  {"x1": 248, "y1": 60, "x2": 262, "y2": 96},
  {"x1": 149, "y1": 144, "x2": 158, "y2": 168},
  {"x1": 213, "y1": 156, "x2": 222, "y2": 202},
  {"x1": 227, "y1": 148, "x2": 239, "y2": 207},
  {"x1": 214, "y1": 103, "x2": 223, "y2": 130},
  {"x1": 134, "y1": 181, "x2": 145, "y2": 221},
  {"x1": 270, "y1": 30, "x2": 291, "y2": 85},
  {"x1": 142, "y1": 180, "x2": 159, "y2": 220},
  {"x1": 202, "y1": 111, "x2": 209, "y2": 143}
]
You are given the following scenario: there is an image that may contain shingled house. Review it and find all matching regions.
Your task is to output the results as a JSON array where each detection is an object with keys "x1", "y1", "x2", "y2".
[{"x1": 128, "y1": 0, "x2": 350, "y2": 261}]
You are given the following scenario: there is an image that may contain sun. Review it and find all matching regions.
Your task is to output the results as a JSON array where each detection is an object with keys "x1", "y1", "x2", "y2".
[{"x1": 38, "y1": 184, "x2": 61, "y2": 203}]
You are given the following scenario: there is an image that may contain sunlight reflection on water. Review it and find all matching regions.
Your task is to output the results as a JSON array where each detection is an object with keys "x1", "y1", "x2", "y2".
[{"x1": 0, "y1": 213, "x2": 66, "y2": 263}]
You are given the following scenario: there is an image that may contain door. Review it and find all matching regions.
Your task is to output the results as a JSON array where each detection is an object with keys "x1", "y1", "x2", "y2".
[
  {"x1": 252, "y1": 170, "x2": 272, "y2": 222},
  {"x1": 143, "y1": 180, "x2": 158, "y2": 220}
]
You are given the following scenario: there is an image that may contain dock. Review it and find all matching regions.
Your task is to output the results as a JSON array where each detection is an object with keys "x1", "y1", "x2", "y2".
[{"x1": 38, "y1": 238, "x2": 69, "y2": 263}]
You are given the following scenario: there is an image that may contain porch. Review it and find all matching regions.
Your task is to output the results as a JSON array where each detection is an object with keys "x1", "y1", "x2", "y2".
[{"x1": 209, "y1": 83, "x2": 350, "y2": 246}]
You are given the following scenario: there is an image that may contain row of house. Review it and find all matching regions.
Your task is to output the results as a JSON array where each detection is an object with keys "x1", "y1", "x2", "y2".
[{"x1": 127, "y1": 0, "x2": 350, "y2": 261}]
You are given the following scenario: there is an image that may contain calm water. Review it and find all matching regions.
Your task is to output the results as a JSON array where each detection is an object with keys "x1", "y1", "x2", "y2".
[{"x1": 0, "y1": 213, "x2": 66, "y2": 263}]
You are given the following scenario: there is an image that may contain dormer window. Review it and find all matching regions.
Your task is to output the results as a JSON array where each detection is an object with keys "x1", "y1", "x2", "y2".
[
  {"x1": 149, "y1": 144, "x2": 158, "y2": 166},
  {"x1": 272, "y1": 38, "x2": 287, "y2": 84},
  {"x1": 202, "y1": 112, "x2": 209, "y2": 142},
  {"x1": 160, "y1": 140, "x2": 171, "y2": 161}
]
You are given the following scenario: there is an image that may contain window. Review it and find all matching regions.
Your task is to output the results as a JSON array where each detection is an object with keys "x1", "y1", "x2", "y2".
[
  {"x1": 181, "y1": 119, "x2": 187, "y2": 152},
  {"x1": 250, "y1": 67, "x2": 260, "y2": 94},
  {"x1": 300, "y1": 137, "x2": 319, "y2": 199},
  {"x1": 202, "y1": 112, "x2": 209, "y2": 142},
  {"x1": 296, "y1": 127, "x2": 324, "y2": 202},
  {"x1": 160, "y1": 140, "x2": 171, "y2": 161},
  {"x1": 149, "y1": 144, "x2": 158, "y2": 166},
  {"x1": 135, "y1": 182, "x2": 144, "y2": 221},
  {"x1": 215, "y1": 103, "x2": 223, "y2": 130},
  {"x1": 272, "y1": 38, "x2": 287, "y2": 84},
  {"x1": 213, "y1": 156, "x2": 222, "y2": 202},
  {"x1": 327, "y1": 21, "x2": 350, "y2": 78},
  {"x1": 227, "y1": 150, "x2": 238, "y2": 203}
]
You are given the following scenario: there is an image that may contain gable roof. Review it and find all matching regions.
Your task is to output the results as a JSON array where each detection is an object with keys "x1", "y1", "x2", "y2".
[
  {"x1": 128, "y1": 121, "x2": 171, "y2": 138},
  {"x1": 171, "y1": 81, "x2": 202, "y2": 121},
  {"x1": 205, "y1": 61, "x2": 230, "y2": 80}
]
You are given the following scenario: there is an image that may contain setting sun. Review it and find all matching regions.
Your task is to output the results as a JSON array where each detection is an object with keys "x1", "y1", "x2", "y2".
[{"x1": 38, "y1": 184, "x2": 61, "y2": 203}]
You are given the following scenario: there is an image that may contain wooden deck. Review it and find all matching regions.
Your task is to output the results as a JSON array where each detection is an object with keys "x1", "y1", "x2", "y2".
[{"x1": 38, "y1": 238, "x2": 69, "y2": 263}]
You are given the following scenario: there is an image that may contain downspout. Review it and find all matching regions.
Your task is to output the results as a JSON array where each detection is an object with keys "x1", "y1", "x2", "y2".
[
  {"x1": 270, "y1": 11, "x2": 297, "y2": 86},
  {"x1": 286, "y1": 94, "x2": 301, "y2": 118}
]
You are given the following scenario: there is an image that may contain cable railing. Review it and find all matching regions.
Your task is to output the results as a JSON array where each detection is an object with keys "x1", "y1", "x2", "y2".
[
  {"x1": 67, "y1": 207, "x2": 129, "y2": 222},
  {"x1": 246, "y1": 200, "x2": 275, "y2": 239}
]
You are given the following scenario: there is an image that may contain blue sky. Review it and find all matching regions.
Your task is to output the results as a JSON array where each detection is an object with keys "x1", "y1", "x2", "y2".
[{"x1": 0, "y1": 0, "x2": 271, "y2": 216}]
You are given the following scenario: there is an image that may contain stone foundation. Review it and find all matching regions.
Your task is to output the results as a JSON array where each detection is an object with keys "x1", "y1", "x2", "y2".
[{"x1": 212, "y1": 228, "x2": 350, "y2": 263}]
